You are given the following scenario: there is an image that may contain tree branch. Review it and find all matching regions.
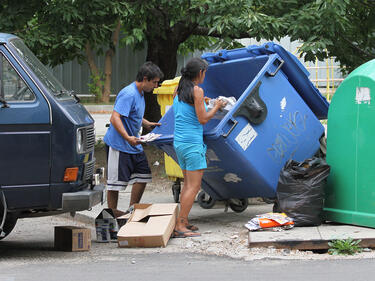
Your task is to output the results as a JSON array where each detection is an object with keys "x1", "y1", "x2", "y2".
[
  {"x1": 112, "y1": 19, "x2": 121, "y2": 48},
  {"x1": 340, "y1": 35, "x2": 375, "y2": 59},
  {"x1": 85, "y1": 42, "x2": 100, "y2": 77},
  {"x1": 154, "y1": 6, "x2": 171, "y2": 34},
  {"x1": 192, "y1": 26, "x2": 251, "y2": 39}
]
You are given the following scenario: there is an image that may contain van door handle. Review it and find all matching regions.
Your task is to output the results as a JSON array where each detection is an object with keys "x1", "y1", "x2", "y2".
[
  {"x1": 0, "y1": 97, "x2": 9, "y2": 108},
  {"x1": 267, "y1": 58, "x2": 284, "y2": 77},
  {"x1": 222, "y1": 118, "x2": 238, "y2": 138}
]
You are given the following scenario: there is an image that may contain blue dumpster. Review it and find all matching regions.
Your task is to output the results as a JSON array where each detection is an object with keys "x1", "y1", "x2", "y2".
[{"x1": 151, "y1": 42, "x2": 327, "y2": 206}]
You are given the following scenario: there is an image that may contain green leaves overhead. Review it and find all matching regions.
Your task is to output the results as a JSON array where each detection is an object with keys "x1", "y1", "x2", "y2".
[
  {"x1": 2, "y1": 0, "x2": 130, "y2": 66},
  {"x1": 287, "y1": 0, "x2": 375, "y2": 73},
  {"x1": 1, "y1": 0, "x2": 374, "y2": 82}
]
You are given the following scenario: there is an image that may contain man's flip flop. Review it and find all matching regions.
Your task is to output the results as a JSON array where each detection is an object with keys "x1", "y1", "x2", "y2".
[
  {"x1": 172, "y1": 230, "x2": 201, "y2": 238},
  {"x1": 187, "y1": 224, "x2": 199, "y2": 231}
]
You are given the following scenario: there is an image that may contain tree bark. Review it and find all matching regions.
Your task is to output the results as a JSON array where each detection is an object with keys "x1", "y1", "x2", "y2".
[
  {"x1": 103, "y1": 49, "x2": 113, "y2": 103},
  {"x1": 85, "y1": 43, "x2": 103, "y2": 101},
  {"x1": 143, "y1": 36, "x2": 179, "y2": 124},
  {"x1": 102, "y1": 20, "x2": 122, "y2": 103}
]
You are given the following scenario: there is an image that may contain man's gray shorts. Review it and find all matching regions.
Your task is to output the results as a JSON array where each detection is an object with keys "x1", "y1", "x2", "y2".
[{"x1": 106, "y1": 146, "x2": 152, "y2": 191}]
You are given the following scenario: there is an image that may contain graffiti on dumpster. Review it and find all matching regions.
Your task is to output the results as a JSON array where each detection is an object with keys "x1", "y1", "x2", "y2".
[{"x1": 267, "y1": 111, "x2": 307, "y2": 163}]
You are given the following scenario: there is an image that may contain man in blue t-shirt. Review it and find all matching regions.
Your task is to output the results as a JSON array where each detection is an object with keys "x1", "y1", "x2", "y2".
[{"x1": 103, "y1": 62, "x2": 163, "y2": 217}]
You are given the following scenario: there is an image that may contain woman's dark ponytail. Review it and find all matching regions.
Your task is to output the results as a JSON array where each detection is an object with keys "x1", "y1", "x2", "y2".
[{"x1": 177, "y1": 58, "x2": 208, "y2": 104}]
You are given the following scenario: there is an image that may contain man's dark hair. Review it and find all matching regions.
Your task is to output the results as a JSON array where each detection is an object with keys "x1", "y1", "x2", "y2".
[{"x1": 136, "y1": 61, "x2": 164, "y2": 82}]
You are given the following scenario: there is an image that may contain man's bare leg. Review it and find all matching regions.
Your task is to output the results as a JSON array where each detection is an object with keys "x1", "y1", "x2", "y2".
[
  {"x1": 129, "y1": 182, "x2": 147, "y2": 207},
  {"x1": 107, "y1": 190, "x2": 126, "y2": 217}
]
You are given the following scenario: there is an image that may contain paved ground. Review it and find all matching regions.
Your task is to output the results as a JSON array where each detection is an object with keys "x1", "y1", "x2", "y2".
[
  {"x1": 63, "y1": 187, "x2": 375, "y2": 261},
  {"x1": 2, "y1": 248, "x2": 375, "y2": 281},
  {"x1": 1, "y1": 195, "x2": 375, "y2": 281},
  {"x1": 91, "y1": 113, "x2": 110, "y2": 139},
  {"x1": 86, "y1": 107, "x2": 374, "y2": 260}
]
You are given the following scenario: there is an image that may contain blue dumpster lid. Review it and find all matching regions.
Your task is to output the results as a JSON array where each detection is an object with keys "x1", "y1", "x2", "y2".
[{"x1": 202, "y1": 42, "x2": 329, "y2": 120}]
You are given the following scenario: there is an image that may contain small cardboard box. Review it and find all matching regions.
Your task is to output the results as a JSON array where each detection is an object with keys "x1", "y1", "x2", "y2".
[
  {"x1": 54, "y1": 226, "x2": 91, "y2": 252},
  {"x1": 117, "y1": 203, "x2": 178, "y2": 248},
  {"x1": 95, "y1": 208, "x2": 129, "y2": 242}
]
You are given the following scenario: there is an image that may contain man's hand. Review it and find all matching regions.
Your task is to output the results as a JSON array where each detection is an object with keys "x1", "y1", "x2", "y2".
[
  {"x1": 127, "y1": 136, "x2": 141, "y2": 146},
  {"x1": 147, "y1": 122, "x2": 161, "y2": 130},
  {"x1": 143, "y1": 119, "x2": 161, "y2": 131}
]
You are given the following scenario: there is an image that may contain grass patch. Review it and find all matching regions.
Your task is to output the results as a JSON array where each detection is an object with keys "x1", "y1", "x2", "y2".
[{"x1": 328, "y1": 238, "x2": 362, "y2": 255}]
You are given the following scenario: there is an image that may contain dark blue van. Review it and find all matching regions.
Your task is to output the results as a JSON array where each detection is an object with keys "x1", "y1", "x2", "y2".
[{"x1": 0, "y1": 33, "x2": 104, "y2": 239}]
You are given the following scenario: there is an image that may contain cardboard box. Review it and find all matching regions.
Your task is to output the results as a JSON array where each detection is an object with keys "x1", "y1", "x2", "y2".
[
  {"x1": 95, "y1": 208, "x2": 129, "y2": 242},
  {"x1": 117, "y1": 203, "x2": 178, "y2": 248},
  {"x1": 54, "y1": 226, "x2": 91, "y2": 252}
]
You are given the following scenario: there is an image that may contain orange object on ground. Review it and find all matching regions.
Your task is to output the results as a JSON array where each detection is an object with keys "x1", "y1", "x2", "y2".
[{"x1": 245, "y1": 212, "x2": 294, "y2": 231}]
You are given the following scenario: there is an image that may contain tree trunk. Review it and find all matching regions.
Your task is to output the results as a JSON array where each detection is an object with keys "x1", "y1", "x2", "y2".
[
  {"x1": 103, "y1": 49, "x2": 113, "y2": 103},
  {"x1": 85, "y1": 21, "x2": 121, "y2": 103},
  {"x1": 85, "y1": 43, "x2": 103, "y2": 101},
  {"x1": 143, "y1": 37, "x2": 179, "y2": 123},
  {"x1": 102, "y1": 20, "x2": 121, "y2": 103}
]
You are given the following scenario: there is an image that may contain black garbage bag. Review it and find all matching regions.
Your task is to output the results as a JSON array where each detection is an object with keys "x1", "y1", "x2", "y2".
[{"x1": 274, "y1": 158, "x2": 330, "y2": 226}]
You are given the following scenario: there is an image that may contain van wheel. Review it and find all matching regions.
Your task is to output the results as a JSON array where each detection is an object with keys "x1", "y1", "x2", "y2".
[{"x1": 0, "y1": 212, "x2": 17, "y2": 240}]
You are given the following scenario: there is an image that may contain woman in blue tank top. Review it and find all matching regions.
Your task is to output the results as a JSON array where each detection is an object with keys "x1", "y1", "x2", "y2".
[{"x1": 173, "y1": 58, "x2": 226, "y2": 238}]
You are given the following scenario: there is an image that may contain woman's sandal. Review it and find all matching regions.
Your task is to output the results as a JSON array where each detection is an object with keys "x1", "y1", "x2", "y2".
[
  {"x1": 186, "y1": 224, "x2": 199, "y2": 231},
  {"x1": 177, "y1": 217, "x2": 199, "y2": 232},
  {"x1": 172, "y1": 230, "x2": 201, "y2": 238}
]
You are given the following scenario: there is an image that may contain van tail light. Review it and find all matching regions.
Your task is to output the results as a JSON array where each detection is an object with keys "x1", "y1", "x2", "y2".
[{"x1": 63, "y1": 167, "x2": 79, "y2": 182}]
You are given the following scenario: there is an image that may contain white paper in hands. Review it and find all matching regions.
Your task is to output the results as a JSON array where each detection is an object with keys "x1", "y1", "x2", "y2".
[
  {"x1": 207, "y1": 96, "x2": 237, "y2": 119},
  {"x1": 139, "y1": 133, "x2": 161, "y2": 143}
]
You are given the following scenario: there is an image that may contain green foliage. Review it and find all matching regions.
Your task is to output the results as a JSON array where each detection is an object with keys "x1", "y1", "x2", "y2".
[
  {"x1": 88, "y1": 73, "x2": 104, "y2": 102},
  {"x1": 2, "y1": 0, "x2": 374, "y2": 97},
  {"x1": 287, "y1": 0, "x2": 375, "y2": 74},
  {"x1": 95, "y1": 139, "x2": 106, "y2": 150},
  {"x1": 206, "y1": 0, "x2": 293, "y2": 41},
  {"x1": 0, "y1": 0, "x2": 131, "y2": 102},
  {"x1": 328, "y1": 238, "x2": 363, "y2": 255},
  {"x1": 0, "y1": 0, "x2": 42, "y2": 34},
  {"x1": 20, "y1": 0, "x2": 130, "y2": 67},
  {"x1": 177, "y1": 36, "x2": 219, "y2": 55},
  {"x1": 119, "y1": 0, "x2": 298, "y2": 55}
]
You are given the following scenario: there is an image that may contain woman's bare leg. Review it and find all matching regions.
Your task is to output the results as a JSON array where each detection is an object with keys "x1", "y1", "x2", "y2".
[{"x1": 175, "y1": 169, "x2": 203, "y2": 235}]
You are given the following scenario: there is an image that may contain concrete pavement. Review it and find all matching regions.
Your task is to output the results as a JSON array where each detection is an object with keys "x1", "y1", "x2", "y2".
[
  {"x1": 83, "y1": 105, "x2": 375, "y2": 258},
  {"x1": 91, "y1": 113, "x2": 110, "y2": 139},
  {"x1": 84, "y1": 104, "x2": 112, "y2": 139},
  {"x1": 66, "y1": 183, "x2": 375, "y2": 260}
]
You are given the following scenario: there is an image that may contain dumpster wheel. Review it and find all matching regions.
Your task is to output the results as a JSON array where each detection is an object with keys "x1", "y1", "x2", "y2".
[
  {"x1": 228, "y1": 198, "x2": 248, "y2": 213},
  {"x1": 197, "y1": 191, "x2": 216, "y2": 209},
  {"x1": 172, "y1": 180, "x2": 181, "y2": 203}
]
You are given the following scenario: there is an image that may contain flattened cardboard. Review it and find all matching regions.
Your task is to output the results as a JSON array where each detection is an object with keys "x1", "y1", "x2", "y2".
[
  {"x1": 54, "y1": 226, "x2": 91, "y2": 252},
  {"x1": 131, "y1": 204, "x2": 179, "y2": 222},
  {"x1": 117, "y1": 203, "x2": 178, "y2": 248}
]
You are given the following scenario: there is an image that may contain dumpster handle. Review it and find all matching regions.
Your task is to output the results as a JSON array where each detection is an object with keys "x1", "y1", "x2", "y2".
[
  {"x1": 222, "y1": 118, "x2": 238, "y2": 138},
  {"x1": 267, "y1": 59, "x2": 284, "y2": 77}
]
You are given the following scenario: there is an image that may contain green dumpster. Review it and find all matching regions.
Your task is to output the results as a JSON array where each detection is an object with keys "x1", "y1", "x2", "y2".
[{"x1": 324, "y1": 59, "x2": 375, "y2": 228}]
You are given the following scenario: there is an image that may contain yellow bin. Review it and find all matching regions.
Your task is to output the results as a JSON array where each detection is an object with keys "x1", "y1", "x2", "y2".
[{"x1": 153, "y1": 77, "x2": 183, "y2": 180}]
